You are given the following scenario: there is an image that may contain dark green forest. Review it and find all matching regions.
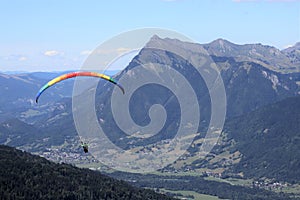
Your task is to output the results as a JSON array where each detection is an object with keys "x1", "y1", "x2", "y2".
[
  {"x1": 225, "y1": 96, "x2": 300, "y2": 183},
  {"x1": 0, "y1": 145, "x2": 175, "y2": 200}
]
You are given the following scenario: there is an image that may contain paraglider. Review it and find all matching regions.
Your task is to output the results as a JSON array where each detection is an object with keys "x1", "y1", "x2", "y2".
[
  {"x1": 35, "y1": 71, "x2": 125, "y2": 103},
  {"x1": 81, "y1": 141, "x2": 89, "y2": 153}
]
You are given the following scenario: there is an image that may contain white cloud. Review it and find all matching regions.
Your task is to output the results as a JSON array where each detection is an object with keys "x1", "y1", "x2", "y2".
[
  {"x1": 93, "y1": 47, "x2": 134, "y2": 55},
  {"x1": 80, "y1": 50, "x2": 92, "y2": 56},
  {"x1": 44, "y1": 50, "x2": 60, "y2": 57},
  {"x1": 3, "y1": 54, "x2": 27, "y2": 61},
  {"x1": 19, "y1": 56, "x2": 27, "y2": 61}
]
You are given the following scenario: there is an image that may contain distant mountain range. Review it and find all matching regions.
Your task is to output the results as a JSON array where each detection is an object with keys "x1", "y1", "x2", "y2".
[{"x1": 0, "y1": 71, "x2": 74, "y2": 123}]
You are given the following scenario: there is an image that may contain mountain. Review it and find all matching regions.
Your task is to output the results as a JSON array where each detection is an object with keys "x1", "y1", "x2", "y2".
[
  {"x1": 0, "y1": 145, "x2": 175, "y2": 200},
  {"x1": 0, "y1": 72, "x2": 73, "y2": 106},
  {"x1": 0, "y1": 117, "x2": 76, "y2": 152},
  {"x1": 203, "y1": 39, "x2": 298, "y2": 73},
  {"x1": 282, "y1": 42, "x2": 300, "y2": 65},
  {"x1": 80, "y1": 36, "x2": 300, "y2": 155},
  {"x1": 0, "y1": 118, "x2": 41, "y2": 147},
  {"x1": 143, "y1": 36, "x2": 299, "y2": 117},
  {"x1": 167, "y1": 95, "x2": 300, "y2": 184},
  {"x1": 218, "y1": 56, "x2": 299, "y2": 117},
  {"x1": 0, "y1": 72, "x2": 74, "y2": 123},
  {"x1": 224, "y1": 95, "x2": 300, "y2": 183},
  {"x1": 96, "y1": 36, "x2": 299, "y2": 183},
  {"x1": 0, "y1": 71, "x2": 114, "y2": 124}
]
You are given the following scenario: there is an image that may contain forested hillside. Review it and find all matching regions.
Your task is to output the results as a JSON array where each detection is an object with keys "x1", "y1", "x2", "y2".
[{"x1": 0, "y1": 145, "x2": 175, "y2": 200}]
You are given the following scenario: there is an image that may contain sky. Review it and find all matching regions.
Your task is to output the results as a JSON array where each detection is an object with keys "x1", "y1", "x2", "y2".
[{"x1": 0, "y1": 0, "x2": 299, "y2": 72}]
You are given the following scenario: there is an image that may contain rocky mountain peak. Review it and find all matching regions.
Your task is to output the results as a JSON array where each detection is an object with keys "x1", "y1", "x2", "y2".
[
  {"x1": 282, "y1": 42, "x2": 300, "y2": 65},
  {"x1": 282, "y1": 42, "x2": 300, "y2": 53},
  {"x1": 208, "y1": 38, "x2": 237, "y2": 49},
  {"x1": 145, "y1": 34, "x2": 203, "y2": 53}
]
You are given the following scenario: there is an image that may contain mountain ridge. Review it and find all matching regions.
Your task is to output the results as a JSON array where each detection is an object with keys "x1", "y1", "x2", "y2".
[{"x1": 147, "y1": 36, "x2": 299, "y2": 73}]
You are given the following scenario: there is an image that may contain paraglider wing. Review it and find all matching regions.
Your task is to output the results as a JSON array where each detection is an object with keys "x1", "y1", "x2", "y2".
[{"x1": 35, "y1": 71, "x2": 125, "y2": 103}]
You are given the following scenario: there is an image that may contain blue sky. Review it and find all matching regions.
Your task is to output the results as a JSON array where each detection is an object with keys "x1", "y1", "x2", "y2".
[{"x1": 0, "y1": 0, "x2": 299, "y2": 72}]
